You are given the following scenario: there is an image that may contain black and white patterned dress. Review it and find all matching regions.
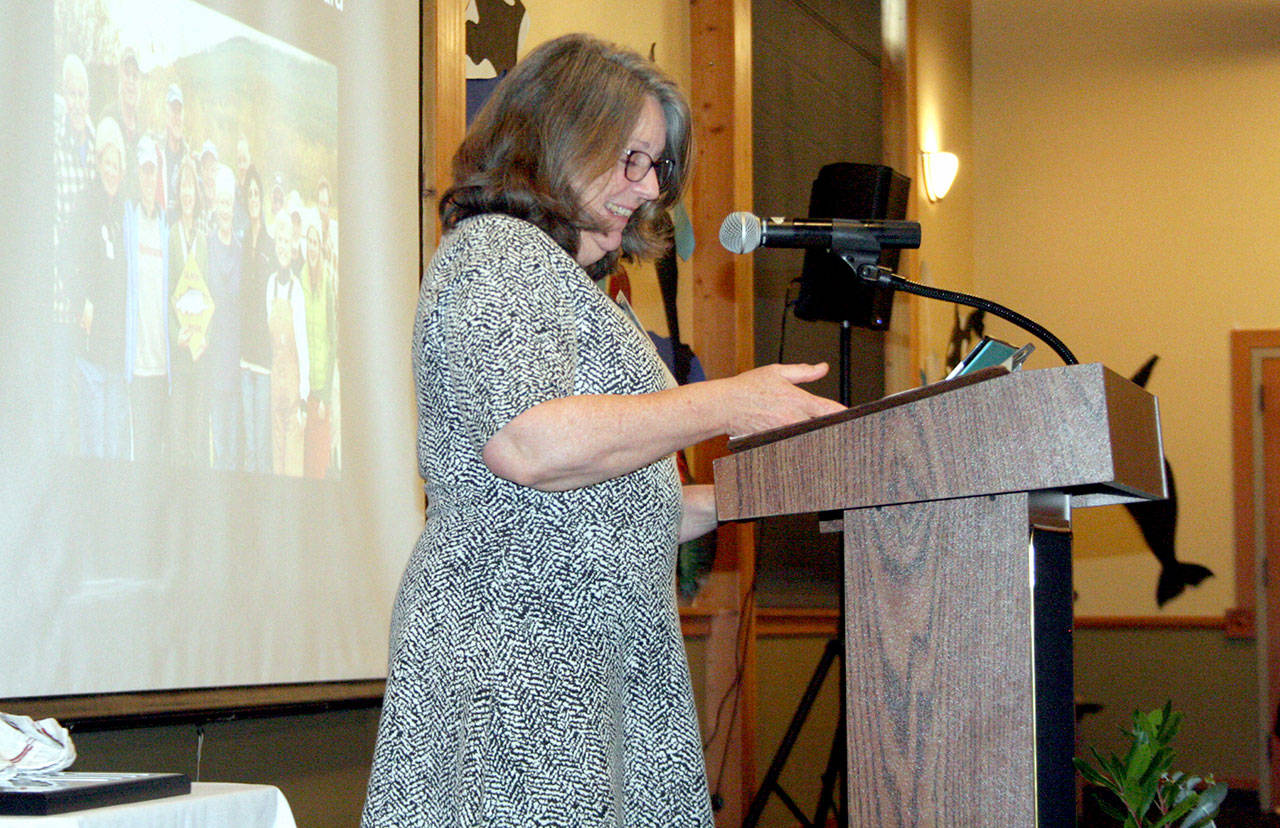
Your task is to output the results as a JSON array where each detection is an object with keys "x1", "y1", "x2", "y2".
[{"x1": 362, "y1": 214, "x2": 713, "y2": 827}]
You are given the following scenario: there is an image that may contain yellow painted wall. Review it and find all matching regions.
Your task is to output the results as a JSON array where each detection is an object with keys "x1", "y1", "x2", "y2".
[
  {"x1": 912, "y1": 0, "x2": 977, "y2": 383},
  {"x1": 970, "y1": 0, "x2": 1280, "y2": 616},
  {"x1": 515, "y1": 0, "x2": 694, "y2": 341}
]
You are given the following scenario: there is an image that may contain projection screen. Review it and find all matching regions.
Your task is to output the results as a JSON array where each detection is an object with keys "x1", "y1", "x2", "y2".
[{"x1": 0, "y1": 0, "x2": 423, "y2": 699}]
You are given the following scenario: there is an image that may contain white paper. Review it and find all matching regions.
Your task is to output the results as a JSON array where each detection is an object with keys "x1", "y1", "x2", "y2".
[{"x1": 0, "y1": 713, "x2": 76, "y2": 782}]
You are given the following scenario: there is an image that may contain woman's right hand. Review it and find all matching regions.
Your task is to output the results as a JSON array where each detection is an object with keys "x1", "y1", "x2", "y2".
[{"x1": 715, "y1": 362, "x2": 846, "y2": 438}]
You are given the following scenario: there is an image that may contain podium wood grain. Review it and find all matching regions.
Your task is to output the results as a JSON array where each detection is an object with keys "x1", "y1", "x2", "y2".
[
  {"x1": 713, "y1": 364, "x2": 1166, "y2": 827},
  {"x1": 714, "y1": 363, "x2": 1164, "y2": 522},
  {"x1": 842, "y1": 494, "x2": 1034, "y2": 826}
]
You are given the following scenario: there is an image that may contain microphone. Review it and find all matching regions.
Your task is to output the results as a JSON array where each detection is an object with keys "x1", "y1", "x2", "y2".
[{"x1": 719, "y1": 211, "x2": 921, "y2": 255}]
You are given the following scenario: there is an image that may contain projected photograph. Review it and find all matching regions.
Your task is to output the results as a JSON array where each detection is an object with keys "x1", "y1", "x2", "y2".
[{"x1": 52, "y1": 0, "x2": 341, "y2": 479}]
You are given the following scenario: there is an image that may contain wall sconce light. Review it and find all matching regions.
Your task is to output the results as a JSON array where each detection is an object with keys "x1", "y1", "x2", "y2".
[{"x1": 921, "y1": 151, "x2": 959, "y2": 202}]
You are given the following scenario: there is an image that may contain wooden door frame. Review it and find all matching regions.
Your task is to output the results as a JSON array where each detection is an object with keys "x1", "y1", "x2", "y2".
[
  {"x1": 1230, "y1": 330, "x2": 1280, "y2": 807},
  {"x1": 1229, "y1": 329, "x2": 1280, "y2": 637}
]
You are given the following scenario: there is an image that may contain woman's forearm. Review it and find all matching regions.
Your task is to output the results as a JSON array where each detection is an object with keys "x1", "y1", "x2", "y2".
[{"x1": 481, "y1": 363, "x2": 844, "y2": 491}]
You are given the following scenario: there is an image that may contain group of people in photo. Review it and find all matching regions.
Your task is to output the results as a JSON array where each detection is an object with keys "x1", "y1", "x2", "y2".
[{"x1": 52, "y1": 45, "x2": 340, "y2": 478}]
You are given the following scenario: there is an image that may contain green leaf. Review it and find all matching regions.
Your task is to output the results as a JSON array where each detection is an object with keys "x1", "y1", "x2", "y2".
[
  {"x1": 1157, "y1": 704, "x2": 1183, "y2": 744},
  {"x1": 1075, "y1": 759, "x2": 1111, "y2": 789},
  {"x1": 1138, "y1": 747, "x2": 1174, "y2": 788},
  {"x1": 1075, "y1": 705, "x2": 1223, "y2": 828},
  {"x1": 1094, "y1": 796, "x2": 1129, "y2": 824},
  {"x1": 1150, "y1": 792, "x2": 1196, "y2": 827},
  {"x1": 1179, "y1": 783, "x2": 1227, "y2": 828},
  {"x1": 1124, "y1": 740, "x2": 1156, "y2": 787}
]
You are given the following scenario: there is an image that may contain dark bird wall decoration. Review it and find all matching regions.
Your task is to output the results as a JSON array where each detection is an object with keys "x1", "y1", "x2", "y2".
[
  {"x1": 1125, "y1": 355, "x2": 1214, "y2": 605},
  {"x1": 945, "y1": 307, "x2": 986, "y2": 374}
]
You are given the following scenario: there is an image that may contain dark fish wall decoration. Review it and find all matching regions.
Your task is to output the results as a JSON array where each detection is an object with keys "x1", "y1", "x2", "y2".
[{"x1": 1125, "y1": 355, "x2": 1214, "y2": 606}]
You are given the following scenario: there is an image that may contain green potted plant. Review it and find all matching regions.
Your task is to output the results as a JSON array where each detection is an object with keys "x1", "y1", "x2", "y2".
[{"x1": 1074, "y1": 702, "x2": 1227, "y2": 827}]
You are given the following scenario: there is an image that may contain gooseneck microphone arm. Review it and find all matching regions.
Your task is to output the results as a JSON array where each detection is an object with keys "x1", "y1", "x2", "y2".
[
  {"x1": 846, "y1": 256, "x2": 1079, "y2": 366},
  {"x1": 719, "y1": 210, "x2": 1079, "y2": 367}
]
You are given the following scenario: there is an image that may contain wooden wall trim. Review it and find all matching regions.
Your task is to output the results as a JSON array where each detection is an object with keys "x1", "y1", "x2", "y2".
[
  {"x1": 427, "y1": 0, "x2": 466, "y2": 248},
  {"x1": 756, "y1": 607, "x2": 840, "y2": 637},
  {"x1": 1229, "y1": 329, "x2": 1280, "y2": 639},
  {"x1": 882, "y1": 0, "x2": 922, "y2": 392},
  {"x1": 688, "y1": 1, "x2": 756, "y2": 819},
  {"x1": 739, "y1": 608, "x2": 1229, "y2": 636},
  {"x1": 0, "y1": 681, "x2": 386, "y2": 732},
  {"x1": 1074, "y1": 615, "x2": 1227, "y2": 631}
]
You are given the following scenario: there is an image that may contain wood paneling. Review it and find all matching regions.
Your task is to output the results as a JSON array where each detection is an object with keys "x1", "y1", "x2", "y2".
[
  {"x1": 688, "y1": 1, "x2": 756, "y2": 820},
  {"x1": 424, "y1": 0, "x2": 466, "y2": 254}
]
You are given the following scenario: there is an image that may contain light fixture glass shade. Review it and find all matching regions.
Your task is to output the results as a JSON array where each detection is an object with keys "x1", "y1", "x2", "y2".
[{"x1": 921, "y1": 151, "x2": 959, "y2": 202}]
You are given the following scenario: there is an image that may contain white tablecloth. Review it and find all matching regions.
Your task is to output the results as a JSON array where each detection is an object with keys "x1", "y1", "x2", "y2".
[{"x1": 0, "y1": 782, "x2": 296, "y2": 828}]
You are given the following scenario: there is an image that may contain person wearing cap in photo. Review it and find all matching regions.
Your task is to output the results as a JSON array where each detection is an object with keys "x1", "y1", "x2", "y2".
[
  {"x1": 70, "y1": 117, "x2": 129, "y2": 459},
  {"x1": 204, "y1": 164, "x2": 244, "y2": 470},
  {"x1": 286, "y1": 190, "x2": 305, "y2": 274},
  {"x1": 162, "y1": 83, "x2": 187, "y2": 221},
  {"x1": 124, "y1": 133, "x2": 171, "y2": 463},
  {"x1": 267, "y1": 172, "x2": 286, "y2": 238}
]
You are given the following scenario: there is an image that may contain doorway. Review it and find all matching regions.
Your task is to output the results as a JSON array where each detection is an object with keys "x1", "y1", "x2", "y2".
[{"x1": 1231, "y1": 330, "x2": 1280, "y2": 809}]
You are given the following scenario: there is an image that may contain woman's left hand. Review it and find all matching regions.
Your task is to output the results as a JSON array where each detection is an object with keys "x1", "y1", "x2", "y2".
[{"x1": 678, "y1": 484, "x2": 717, "y2": 543}]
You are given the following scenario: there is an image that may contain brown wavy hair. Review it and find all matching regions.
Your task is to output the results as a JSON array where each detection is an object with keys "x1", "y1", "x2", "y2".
[{"x1": 440, "y1": 33, "x2": 692, "y2": 278}]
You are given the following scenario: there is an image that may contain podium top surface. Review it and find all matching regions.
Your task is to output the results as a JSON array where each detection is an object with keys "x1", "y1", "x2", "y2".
[
  {"x1": 714, "y1": 362, "x2": 1165, "y2": 521},
  {"x1": 727, "y1": 365, "x2": 1010, "y2": 453}
]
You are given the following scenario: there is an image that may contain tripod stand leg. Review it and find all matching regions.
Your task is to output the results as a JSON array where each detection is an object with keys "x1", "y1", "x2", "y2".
[
  {"x1": 741, "y1": 636, "x2": 842, "y2": 828},
  {"x1": 810, "y1": 714, "x2": 845, "y2": 826}
]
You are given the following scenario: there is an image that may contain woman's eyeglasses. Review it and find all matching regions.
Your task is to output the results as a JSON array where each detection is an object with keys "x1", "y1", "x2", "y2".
[{"x1": 622, "y1": 149, "x2": 673, "y2": 189}]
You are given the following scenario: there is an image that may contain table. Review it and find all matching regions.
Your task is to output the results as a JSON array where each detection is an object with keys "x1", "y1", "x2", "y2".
[{"x1": 0, "y1": 782, "x2": 295, "y2": 827}]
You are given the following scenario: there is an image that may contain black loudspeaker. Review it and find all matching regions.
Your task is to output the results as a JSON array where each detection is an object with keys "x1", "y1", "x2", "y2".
[{"x1": 793, "y1": 163, "x2": 911, "y2": 330}]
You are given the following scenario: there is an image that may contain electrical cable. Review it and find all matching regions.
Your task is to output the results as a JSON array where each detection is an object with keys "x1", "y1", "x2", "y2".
[
  {"x1": 850, "y1": 261, "x2": 1078, "y2": 366},
  {"x1": 778, "y1": 278, "x2": 801, "y2": 363}
]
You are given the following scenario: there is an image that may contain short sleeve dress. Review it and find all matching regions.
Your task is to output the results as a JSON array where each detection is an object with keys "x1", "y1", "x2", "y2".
[{"x1": 362, "y1": 214, "x2": 714, "y2": 827}]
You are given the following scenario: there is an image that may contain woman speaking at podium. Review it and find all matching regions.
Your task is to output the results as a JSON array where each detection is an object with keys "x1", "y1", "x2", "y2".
[{"x1": 362, "y1": 33, "x2": 842, "y2": 827}]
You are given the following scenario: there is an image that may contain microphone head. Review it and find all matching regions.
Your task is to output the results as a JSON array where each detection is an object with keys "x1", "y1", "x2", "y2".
[{"x1": 719, "y1": 211, "x2": 762, "y2": 254}]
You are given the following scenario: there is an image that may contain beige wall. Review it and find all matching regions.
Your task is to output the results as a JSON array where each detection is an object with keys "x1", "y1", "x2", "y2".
[
  {"x1": 970, "y1": 0, "x2": 1280, "y2": 617},
  {"x1": 515, "y1": 0, "x2": 693, "y2": 341},
  {"x1": 912, "y1": 0, "x2": 977, "y2": 382},
  {"x1": 519, "y1": 0, "x2": 690, "y2": 89},
  {"x1": 909, "y1": 0, "x2": 1259, "y2": 784}
]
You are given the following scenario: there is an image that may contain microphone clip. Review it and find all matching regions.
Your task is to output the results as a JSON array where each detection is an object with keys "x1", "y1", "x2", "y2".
[{"x1": 838, "y1": 252, "x2": 896, "y2": 288}]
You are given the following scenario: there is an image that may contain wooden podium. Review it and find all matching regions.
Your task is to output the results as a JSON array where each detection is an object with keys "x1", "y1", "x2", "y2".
[{"x1": 714, "y1": 363, "x2": 1166, "y2": 827}]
